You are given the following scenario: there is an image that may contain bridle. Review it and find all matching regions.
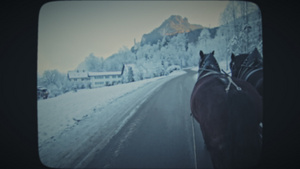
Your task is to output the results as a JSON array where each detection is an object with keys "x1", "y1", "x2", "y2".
[
  {"x1": 197, "y1": 67, "x2": 242, "y2": 93},
  {"x1": 197, "y1": 53, "x2": 242, "y2": 93}
]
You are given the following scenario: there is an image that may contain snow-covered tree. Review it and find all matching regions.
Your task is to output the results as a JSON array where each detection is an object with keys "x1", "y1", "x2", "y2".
[
  {"x1": 77, "y1": 53, "x2": 104, "y2": 72},
  {"x1": 186, "y1": 42, "x2": 200, "y2": 67},
  {"x1": 212, "y1": 29, "x2": 227, "y2": 64},
  {"x1": 127, "y1": 67, "x2": 134, "y2": 82},
  {"x1": 163, "y1": 33, "x2": 188, "y2": 67},
  {"x1": 40, "y1": 70, "x2": 64, "y2": 89},
  {"x1": 103, "y1": 46, "x2": 136, "y2": 71},
  {"x1": 218, "y1": 1, "x2": 262, "y2": 66},
  {"x1": 38, "y1": 70, "x2": 74, "y2": 97},
  {"x1": 118, "y1": 46, "x2": 136, "y2": 63},
  {"x1": 198, "y1": 28, "x2": 211, "y2": 51}
]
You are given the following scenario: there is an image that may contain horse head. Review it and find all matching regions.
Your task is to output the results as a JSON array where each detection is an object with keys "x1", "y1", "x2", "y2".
[
  {"x1": 230, "y1": 53, "x2": 248, "y2": 78},
  {"x1": 230, "y1": 48, "x2": 263, "y2": 78},
  {"x1": 199, "y1": 50, "x2": 220, "y2": 73}
]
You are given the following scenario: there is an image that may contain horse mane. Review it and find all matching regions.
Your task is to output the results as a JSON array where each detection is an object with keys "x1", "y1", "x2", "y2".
[{"x1": 210, "y1": 56, "x2": 221, "y2": 71}]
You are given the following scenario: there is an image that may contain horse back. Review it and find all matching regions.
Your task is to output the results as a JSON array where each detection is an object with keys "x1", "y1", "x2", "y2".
[{"x1": 191, "y1": 75, "x2": 262, "y2": 122}]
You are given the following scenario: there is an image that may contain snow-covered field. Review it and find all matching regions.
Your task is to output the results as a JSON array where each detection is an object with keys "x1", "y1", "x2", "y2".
[
  {"x1": 38, "y1": 70, "x2": 190, "y2": 168},
  {"x1": 38, "y1": 70, "x2": 189, "y2": 144}
]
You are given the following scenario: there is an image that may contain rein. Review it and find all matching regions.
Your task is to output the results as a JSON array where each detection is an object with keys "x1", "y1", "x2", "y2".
[
  {"x1": 225, "y1": 76, "x2": 242, "y2": 93},
  {"x1": 197, "y1": 68, "x2": 221, "y2": 81},
  {"x1": 245, "y1": 67, "x2": 263, "y2": 81},
  {"x1": 197, "y1": 68, "x2": 242, "y2": 93}
]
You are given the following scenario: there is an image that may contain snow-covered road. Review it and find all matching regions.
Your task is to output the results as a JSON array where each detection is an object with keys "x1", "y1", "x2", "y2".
[
  {"x1": 38, "y1": 70, "x2": 188, "y2": 168},
  {"x1": 85, "y1": 69, "x2": 213, "y2": 169}
]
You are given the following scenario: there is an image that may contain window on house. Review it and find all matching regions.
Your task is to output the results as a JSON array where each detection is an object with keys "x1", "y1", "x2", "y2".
[{"x1": 95, "y1": 82, "x2": 104, "y2": 85}]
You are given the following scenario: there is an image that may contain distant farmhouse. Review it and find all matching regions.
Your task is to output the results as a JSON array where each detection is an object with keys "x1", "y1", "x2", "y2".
[
  {"x1": 68, "y1": 70, "x2": 123, "y2": 88},
  {"x1": 67, "y1": 64, "x2": 135, "y2": 88},
  {"x1": 89, "y1": 71, "x2": 122, "y2": 88}
]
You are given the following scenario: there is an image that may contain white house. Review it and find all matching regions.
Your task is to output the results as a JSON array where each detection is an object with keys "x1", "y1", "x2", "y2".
[
  {"x1": 68, "y1": 70, "x2": 89, "y2": 82},
  {"x1": 88, "y1": 71, "x2": 122, "y2": 88},
  {"x1": 67, "y1": 70, "x2": 122, "y2": 88}
]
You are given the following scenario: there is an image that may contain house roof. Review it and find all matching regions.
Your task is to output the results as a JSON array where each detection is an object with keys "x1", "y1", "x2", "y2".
[
  {"x1": 68, "y1": 70, "x2": 122, "y2": 79},
  {"x1": 88, "y1": 71, "x2": 122, "y2": 76},
  {"x1": 68, "y1": 71, "x2": 88, "y2": 79}
]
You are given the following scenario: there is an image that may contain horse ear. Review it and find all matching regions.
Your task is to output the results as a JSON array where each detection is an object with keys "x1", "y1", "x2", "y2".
[
  {"x1": 254, "y1": 47, "x2": 258, "y2": 53},
  {"x1": 249, "y1": 48, "x2": 261, "y2": 62},
  {"x1": 200, "y1": 50, "x2": 204, "y2": 59},
  {"x1": 211, "y1": 51, "x2": 214, "y2": 55},
  {"x1": 231, "y1": 53, "x2": 235, "y2": 60},
  {"x1": 252, "y1": 48, "x2": 260, "y2": 58}
]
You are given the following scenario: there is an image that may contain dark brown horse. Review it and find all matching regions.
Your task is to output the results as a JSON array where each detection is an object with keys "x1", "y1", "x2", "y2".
[
  {"x1": 190, "y1": 50, "x2": 262, "y2": 168},
  {"x1": 230, "y1": 48, "x2": 263, "y2": 96}
]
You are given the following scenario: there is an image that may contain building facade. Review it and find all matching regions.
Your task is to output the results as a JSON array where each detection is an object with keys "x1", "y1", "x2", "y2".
[
  {"x1": 89, "y1": 71, "x2": 122, "y2": 88},
  {"x1": 68, "y1": 70, "x2": 122, "y2": 88}
]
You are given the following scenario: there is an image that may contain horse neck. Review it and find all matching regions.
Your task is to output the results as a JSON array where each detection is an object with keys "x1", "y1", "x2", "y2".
[
  {"x1": 198, "y1": 65, "x2": 221, "y2": 80},
  {"x1": 198, "y1": 55, "x2": 221, "y2": 79}
]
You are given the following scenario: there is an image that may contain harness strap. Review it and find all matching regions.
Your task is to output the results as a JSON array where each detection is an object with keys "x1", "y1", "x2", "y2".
[
  {"x1": 244, "y1": 67, "x2": 263, "y2": 81},
  {"x1": 198, "y1": 68, "x2": 242, "y2": 93},
  {"x1": 225, "y1": 76, "x2": 242, "y2": 93},
  {"x1": 198, "y1": 68, "x2": 220, "y2": 74},
  {"x1": 238, "y1": 62, "x2": 254, "y2": 79},
  {"x1": 197, "y1": 71, "x2": 220, "y2": 81},
  {"x1": 197, "y1": 68, "x2": 221, "y2": 81},
  {"x1": 238, "y1": 59, "x2": 263, "y2": 80},
  {"x1": 221, "y1": 69, "x2": 231, "y2": 76}
]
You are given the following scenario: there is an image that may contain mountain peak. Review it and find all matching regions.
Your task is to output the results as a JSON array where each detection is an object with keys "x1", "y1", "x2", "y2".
[
  {"x1": 159, "y1": 15, "x2": 202, "y2": 35},
  {"x1": 141, "y1": 15, "x2": 203, "y2": 45},
  {"x1": 167, "y1": 15, "x2": 187, "y2": 23}
]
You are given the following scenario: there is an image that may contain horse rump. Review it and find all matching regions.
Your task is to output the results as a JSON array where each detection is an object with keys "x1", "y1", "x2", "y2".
[{"x1": 213, "y1": 87, "x2": 262, "y2": 169}]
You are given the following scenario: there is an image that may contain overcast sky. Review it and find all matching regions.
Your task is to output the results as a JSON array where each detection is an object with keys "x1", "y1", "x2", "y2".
[{"x1": 38, "y1": 0, "x2": 229, "y2": 74}]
